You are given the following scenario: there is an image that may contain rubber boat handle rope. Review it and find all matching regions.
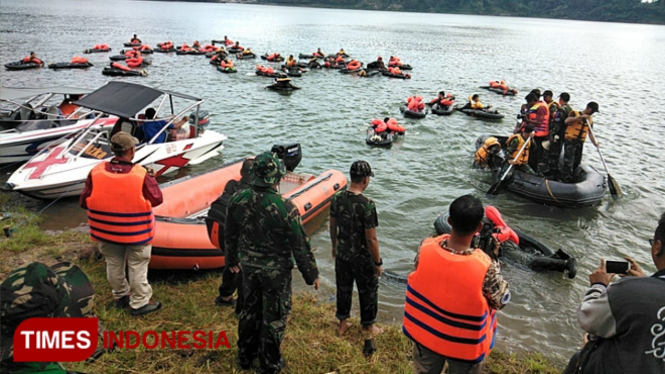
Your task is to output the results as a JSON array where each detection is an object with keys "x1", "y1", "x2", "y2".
[
  {"x1": 487, "y1": 135, "x2": 531, "y2": 195},
  {"x1": 587, "y1": 124, "x2": 623, "y2": 200}
]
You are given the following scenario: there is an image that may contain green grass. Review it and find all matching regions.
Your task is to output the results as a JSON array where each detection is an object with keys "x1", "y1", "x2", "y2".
[{"x1": 0, "y1": 227, "x2": 563, "y2": 373}]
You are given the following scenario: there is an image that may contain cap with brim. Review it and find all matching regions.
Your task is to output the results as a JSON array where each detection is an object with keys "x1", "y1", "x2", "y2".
[
  {"x1": 252, "y1": 151, "x2": 286, "y2": 187},
  {"x1": 110, "y1": 131, "x2": 139, "y2": 152},
  {"x1": 587, "y1": 101, "x2": 600, "y2": 113},
  {"x1": 0, "y1": 262, "x2": 94, "y2": 360}
]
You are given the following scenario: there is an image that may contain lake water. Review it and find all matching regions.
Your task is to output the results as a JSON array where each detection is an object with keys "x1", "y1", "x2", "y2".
[{"x1": 2, "y1": 0, "x2": 665, "y2": 363}]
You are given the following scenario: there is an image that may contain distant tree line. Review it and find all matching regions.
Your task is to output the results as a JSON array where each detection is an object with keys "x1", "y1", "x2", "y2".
[{"x1": 204, "y1": 0, "x2": 664, "y2": 25}]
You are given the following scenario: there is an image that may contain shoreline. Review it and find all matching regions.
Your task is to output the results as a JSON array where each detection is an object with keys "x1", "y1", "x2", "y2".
[{"x1": 0, "y1": 209, "x2": 563, "y2": 373}]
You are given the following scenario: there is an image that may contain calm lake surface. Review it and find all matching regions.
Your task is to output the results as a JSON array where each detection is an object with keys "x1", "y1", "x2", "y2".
[{"x1": 2, "y1": 0, "x2": 665, "y2": 362}]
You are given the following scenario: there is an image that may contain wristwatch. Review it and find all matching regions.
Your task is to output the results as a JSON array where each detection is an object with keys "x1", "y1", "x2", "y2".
[{"x1": 374, "y1": 258, "x2": 383, "y2": 266}]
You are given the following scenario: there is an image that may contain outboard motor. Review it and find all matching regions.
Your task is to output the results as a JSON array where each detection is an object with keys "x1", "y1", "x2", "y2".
[
  {"x1": 189, "y1": 109, "x2": 210, "y2": 128},
  {"x1": 271, "y1": 143, "x2": 301, "y2": 172}
]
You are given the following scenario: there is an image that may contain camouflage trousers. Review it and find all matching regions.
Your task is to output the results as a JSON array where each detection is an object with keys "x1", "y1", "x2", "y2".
[
  {"x1": 562, "y1": 140, "x2": 584, "y2": 182},
  {"x1": 335, "y1": 257, "x2": 379, "y2": 327},
  {"x1": 237, "y1": 266, "x2": 292, "y2": 374}
]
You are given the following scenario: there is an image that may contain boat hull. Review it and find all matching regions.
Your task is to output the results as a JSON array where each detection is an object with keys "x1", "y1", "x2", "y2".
[{"x1": 149, "y1": 160, "x2": 347, "y2": 270}]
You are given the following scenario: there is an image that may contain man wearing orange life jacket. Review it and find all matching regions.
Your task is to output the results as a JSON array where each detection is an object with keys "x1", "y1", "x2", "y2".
[
  {"x1": 22, "y1": 51, "x2": 42, "y2": 65},
  {"x1": 130, "y1": 34, "x2": 141, "y2": 44},
  {"x1": 404, "y1": 195, "x2": 509, "y2": 374},
  {"x1": 505, "y1": 123, "x2": 535, "y2": 174},
  {"x1": 561, "y1": 102, "x2": 599, "y2": 183},
  {"x1": 522, "y1": 93, "x2": 550, "y2": 174},
  {"x1": 58, "y1": 94, "x2": 82, "y2": 118},
  {"x1": 474, "y1": 136, "x2": 502, "y2": 170},
  {"x1": 79, "y1": 132, "x2": 163, "y2": 316}
]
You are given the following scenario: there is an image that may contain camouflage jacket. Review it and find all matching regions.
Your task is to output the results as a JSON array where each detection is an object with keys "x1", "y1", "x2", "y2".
[
  {"x1": 225, "y1": 185, "x2": 319, "y2": 285},
  {"x1": 330, "y1": 190, "x2": 379, "y2": 261}
]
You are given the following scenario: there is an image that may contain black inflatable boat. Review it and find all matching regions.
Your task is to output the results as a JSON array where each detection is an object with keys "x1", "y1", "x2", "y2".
[
  {"x1": 217, "y1": 66, "x2": 237, "y2": 74},
  {"x1": 431, "y1": 103, "x2": 454, "y2": 115},
  {"x1": 366, "y1": 126, "x2": 394, "y2": 147},
  {"x1": 382, "y1": 70, "x2": 410, "y2": 79},
  {"x1": 101, "y1": 68, "x2": 147, "y2": 77},
  {"x1": 48, "y1": 62, "x2": 94, "y2": 69},
  {"x1": 4, "y1": 61, "x2": 43, "y2": 70},
  {"x1": 456, "y1": 106, "x2": 505, "y2": 119},
  {"x1": 400, "y1": 105, "x2": 427, "y2": 119}
]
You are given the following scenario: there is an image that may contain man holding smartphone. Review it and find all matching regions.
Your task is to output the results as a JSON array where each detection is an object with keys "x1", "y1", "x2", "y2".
[{"x1": 563, "y1": 213, "x2": 665, "y2": 374}]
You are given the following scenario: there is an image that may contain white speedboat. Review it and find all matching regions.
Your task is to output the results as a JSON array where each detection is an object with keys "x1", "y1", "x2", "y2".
[
  {"x1": 0, "y1": 86, "x2": 102, "y2": 165},
  {"x1": 4, "y1": 82, "x2": 227, "y2": 199}
]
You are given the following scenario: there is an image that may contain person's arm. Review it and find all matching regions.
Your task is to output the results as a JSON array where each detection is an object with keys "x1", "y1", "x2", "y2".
[
  {"x1": 587, "y1": 121, "x2": 598, "y2": 146},
  {"x1": 505, "y1": 137, "x2": 518, "y2": 158},
  {"x1": 286, "y1": 201, "x2": 319, "y2": 288},
  {"x1": 577, "y1": 259, "x2": 617, "y2": 338},
  {"x1": 79, "y1": 175, "x2": 93, "y2": 209},
  {"x1": 329, "y1": 193, "x2": 338, "y2": 258},
  {"x1": 482, "y1": 260, "x2": 510, "y2": 310},
  {"x1": 142, "y1": 173, "x2": 163, "y2": 207},
  {"x1": 364, "y1": 200, "x2": 382, "y2": 276},
  {"x1": 224, "y1": 196, "x2": 241, "y2": 271}
]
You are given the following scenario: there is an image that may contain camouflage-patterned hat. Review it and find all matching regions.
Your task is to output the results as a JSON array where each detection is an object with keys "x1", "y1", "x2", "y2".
[
  {"x1": 1, "y1": 262, "x2": 94, "y2": 359},
  {"x1": 252, "y1": 151, "x2": 285, "y2": 187}
]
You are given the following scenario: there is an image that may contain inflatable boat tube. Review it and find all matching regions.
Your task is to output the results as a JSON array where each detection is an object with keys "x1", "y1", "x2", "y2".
[
  {"x1": 123, "y1": 42, "x2": 142, "y2": 47},
  {"x1": 480, "y1": 86, "x2": 518, "y2": 96},
  {"x1": 109, "y1": 54, "x2": 127, "y2": 61},
  {"x1": 236, "y1": 52, "x2": 256, "y2": 60},
  {"x1": 286, "y1": 69, "x2": 302, "y2": 77},
  {"x1": 149, "y1": 159, "x2": 347, "y2": 270},
  {"x1": 456, "y1": 106, "x2": 505, "y2": 119},
  {"x1": 121, "y1": 48, "x2": 153, "y2": 55},
  {"x1": 339, "y1": 67, "x2": 362, "y2": 74},
  {"x1": 261, "y1": 54, "x2": 285, "y2": 62},
  {"x1": 4, "y1": 61, "x2": 43, "y2": 70},
  {"x1": 400, "y1": 105, "x2": 427, "y2": 119},
  {"x1": 176, "y1": 49, "x2": 206, "y2": 55},
  {"x1": 360, "y1": 69, "x2": 380, "y2": 77},
  {"x1": 154, "y1": 47, "x2": 175, "y2": 53},
  {"x1": 101, "y1": 67, "x2": 147, "y2": 77},
  {"x1": 84, "y1": 47, "x2": 111, "y2": 53},
  {"x1": 381, "y1": 70, "x2": 410, "y2": 79},
  {"x1": 431, "y1": 103, "x2": 454, "y2": 115},
  {"x1": 267, "y1": 82, "x2": 301, "y2": 91},
  {"x1": 433, "y1": 213, "x2": 553, "y2": 257},
  {"x1": 48, "y1": 62, "x2": 94, "y2": 69},
  {"x1": 227, "y1": 47, "x2": 243, "y2": 54},
  {"x1": 217, "y1": 66, "x2": 237, "y2": 74},
  {"x1": 256, "y1": 70, "x2": 287, "y2": 78},
  {"x1": 475, "y1": 135, "x2": 607, "y2": 207},
  {"x1": 366, "y1": 126, "x2": 394, "y2": 147},
  {"x1": 389, "y1": 63, "x2": 413, "y2": 70}
]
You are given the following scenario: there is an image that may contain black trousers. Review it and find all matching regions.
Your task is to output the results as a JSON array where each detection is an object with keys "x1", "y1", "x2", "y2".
[
  {"x1": 218, "y1": 265, "x2": 243, "y2": 315},
  {"x1": 335, "y1": 257, "x2": 379, "y2": 327}
]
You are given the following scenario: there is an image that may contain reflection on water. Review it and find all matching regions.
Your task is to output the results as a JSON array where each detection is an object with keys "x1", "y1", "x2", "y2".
[{"x1": 2, "y1": 0, "x2": 665, "y2": 362}]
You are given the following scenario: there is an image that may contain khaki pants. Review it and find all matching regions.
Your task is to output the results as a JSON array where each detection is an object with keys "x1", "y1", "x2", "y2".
[
  {"x1": 98, "y1": 241, "x2": 152, "y2": 309},
  {"x1": 412, "y1": 343, "x2": 484, "y2": 374}
]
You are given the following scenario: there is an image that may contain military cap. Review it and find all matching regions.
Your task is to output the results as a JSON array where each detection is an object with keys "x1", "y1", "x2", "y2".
[
  {"x1": 1, "y1": 262, "x2": 94, "y2": 360},
  {"x1": 252, "y1": 151, "x2": 285, "y2": 187}
]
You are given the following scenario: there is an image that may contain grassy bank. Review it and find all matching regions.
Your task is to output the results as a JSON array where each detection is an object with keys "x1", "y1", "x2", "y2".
[{"x1": 0, "y1": 216, "x2": 562, "y2": 373}]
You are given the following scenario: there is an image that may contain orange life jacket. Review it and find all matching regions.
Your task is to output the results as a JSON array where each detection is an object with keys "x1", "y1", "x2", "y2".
[
  {"x1": 111, "y1": 62, "x2": 130, "y2": 71},
  {"x1": 528, "y1": 101, "x2": 550, "y2": 137},
  {"x1": 124, "y1": 49, "x2": 138, "y2": 57},
  {"x1": 506, "y1": 134, "x2": 530, "y2": 165},
  {"x1": 140, "y1": 45, "x2": 151, "y2": 51},
  {"x1": 371, "y1": 119, "x2": 387, "y2": 132},
  {"x1": 484, "y1": 206, "x2": 520, "y2": 245},
  {"x1": 126, "y1": 56, "x2": 143, "y2": 68},
  {"x1": 346, "y1": 60, "x2": 360, "y2": 70},
  {"x1": 268, "y1": 53, "x2": 277, "y2": 60},
  {"x1": 403, "y1": 234, "x2": 496, "y2": 363},
  {"x1": 474, "y1": 137, "x2": 499, "y2": 167},
  {"x1": 335, "y1": 55, "x2": 345, "y2": 63},
  {"x1": 564, "y1": 110, "x2": 593, "y2": 142},
  {"x1": 224, "y1": 38, "x2": 233, "y2": 46},
  {"x1": 386, "y1": 118, "x2": 405, "y2": 133},
  {"x1": 86, "y1": 163, "x2": 155, "y2": 245},
  {"x1": 71, "y1": 56, "x2": 88, "y2": 64}
]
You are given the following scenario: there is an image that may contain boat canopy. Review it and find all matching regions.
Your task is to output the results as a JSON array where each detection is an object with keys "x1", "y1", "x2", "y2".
[
  {"x1": 1, "y1": 86, "x2": 94, "y2": 102},
  {"x1": 72, "y1": 82, "x2": 202, "y2": 119}
]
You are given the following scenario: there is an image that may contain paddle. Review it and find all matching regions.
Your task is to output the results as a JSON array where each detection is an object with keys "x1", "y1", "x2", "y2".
[
  {"x1": 487, "y1": 135, "x2": 531, "y2": 195},
  {"x1": 587, "y1": 125, "x2": 622, "y2": 200}
]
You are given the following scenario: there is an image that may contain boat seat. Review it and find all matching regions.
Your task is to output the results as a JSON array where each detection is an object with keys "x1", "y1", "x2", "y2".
[
  {"x1": 18, "y1": 103, "x2": 35, "y2": 121},
  {"x1": 45, "y1": 106, "x2": 61, "y2": 120}
]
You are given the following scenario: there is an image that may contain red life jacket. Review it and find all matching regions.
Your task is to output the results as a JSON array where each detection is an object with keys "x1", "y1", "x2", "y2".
[
  {"x1": 371, "y1": 119, "x2": 387, "y2": 132},
  {"x1": 528, "y1": 101, "x2": 550, "y2": 137}
]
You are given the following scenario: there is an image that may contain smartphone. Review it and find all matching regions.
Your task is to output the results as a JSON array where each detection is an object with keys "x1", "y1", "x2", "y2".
[{"x1": 605, "y1": 260, "x2": 630, "y2": 274}]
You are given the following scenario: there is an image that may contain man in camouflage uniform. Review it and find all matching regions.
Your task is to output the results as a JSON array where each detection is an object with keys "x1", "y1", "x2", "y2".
[
  {"x1": 225, "y1": 151, "x2": 320, "y2": 374},
  {"x1": 330, "y1": 160, "x2": 384, "y2": 337},
  {"x1": 0, "y1": 262, "x2": 96, "y2": 373}
]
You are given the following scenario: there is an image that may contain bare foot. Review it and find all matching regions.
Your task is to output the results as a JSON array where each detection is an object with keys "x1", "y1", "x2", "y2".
[
  {"x1": 361, "y1": 324, "x2": 384, "y2": 338},
  {"x1": 337, "y1": 320, "x2": 353, "y2": 336}
]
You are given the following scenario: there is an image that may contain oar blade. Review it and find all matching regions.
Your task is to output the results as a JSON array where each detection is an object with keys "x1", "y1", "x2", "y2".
[
  {"x1": 607, "y1": 174, "x2": 623, "y2": 200},
  {"x1": 486, "y1": 180, "x2": 503, "y2": 195}
]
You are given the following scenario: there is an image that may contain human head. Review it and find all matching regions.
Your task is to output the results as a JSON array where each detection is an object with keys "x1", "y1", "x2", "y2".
[
  {"x1": 252, "y1": 151, "x2": 285, "y2": 187},
  {"x1": 559, "y1": 92, "x2": 570, "y2": 104},
  {"x1": 350, "y1": 160, "x2": 374, "y2": 185},
  {"x1": 586, "y1": 102, "x2": 600, "y2": 114},
  {"x1": 439, "y1": 91, "x2": 445, "y2": 98},
  {"x1": 525, "y1": 93, "x2": 538, "y2": 105},
  {"x1": 30, "y1": 51, "x2": 35, "y2": 58},
  {"x1": 383, "y1": 117, "x2": 390, "y2": 123},
  {"x1": 145, "y1": 107, "x2": 156, "y2": 119},
  {"x1": 1, "y1": 262, "x2": 94, "y2": 360},
  {"x1": 522, "y1": 123, "x2": 535, "y2": 136},
  {"x1": 543, "y1": 90, "x2": 553, "y2": 103},
  {"x1": 133, "y1": 34, "x2": 137, "y2": 38},
  {"x1": 530, "y1": 88, "x2": 541, "y2": 98},
  {"x1": 110, "y1": 131, "x2": 138, "y2": 157},
  {"x1": 377, "y1": 56, "x2": 382, "y2": 61},
  {"x1": 651, "y1": 213, "x2": 665, "y2": 269},
  {"x1": 448, "y1": 195, "x2": 484, "y2": 236},
  {"x1": 472, "y1": 94, "x2": 479, "y2": 101}
]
